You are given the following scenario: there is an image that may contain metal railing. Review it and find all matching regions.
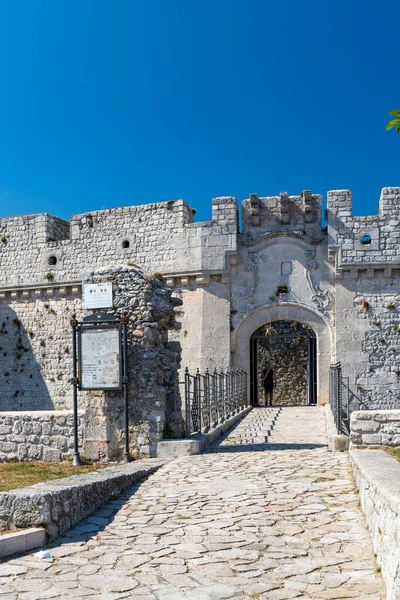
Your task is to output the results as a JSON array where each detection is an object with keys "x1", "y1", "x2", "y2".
[
  {"x1": 329, "y1": 362, "x2": 352, "y2": 435},
  {"x1": 183, "y1": 368, "x2": 248, "y2": 436}
]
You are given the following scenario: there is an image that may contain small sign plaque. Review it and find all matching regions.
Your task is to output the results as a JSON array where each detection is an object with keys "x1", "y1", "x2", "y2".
[
  {"x1": 83, "y1": 283, "x2": 113, "y2": 309},
  {"x1": 79, "y1": 327, "x2": 121, "y2": 390}
]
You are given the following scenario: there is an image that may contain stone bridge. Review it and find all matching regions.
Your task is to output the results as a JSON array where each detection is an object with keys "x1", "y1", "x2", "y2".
[{"x1": 0, "y1": 407, "x2": 384, "y2": 599}]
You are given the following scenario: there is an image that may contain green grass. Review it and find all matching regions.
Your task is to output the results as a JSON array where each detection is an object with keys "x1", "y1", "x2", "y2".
[
  {"x1": 383, "y1": 447, "x2": 400, "y2": 462},
  {"x1": 0, "y1": 461, "x2": 109, "y2": 492}
]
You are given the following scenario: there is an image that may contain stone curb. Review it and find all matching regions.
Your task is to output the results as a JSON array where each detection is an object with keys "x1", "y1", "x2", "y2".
[
  {"x1": 157, "y1": 406, "x2": 253, "y2": 458},
  {"x1": 0, "y1": 459, "x2": 165, "y2": 540},
  {"x1": 324, "y1": 404, "x2": 349, "y2": 451},
  {"x1": 0, "y1": 527, "x2": 46, "y2": 559},
  {"x1": 350, "y1": 449, "x2": 399, "y2": 600}
]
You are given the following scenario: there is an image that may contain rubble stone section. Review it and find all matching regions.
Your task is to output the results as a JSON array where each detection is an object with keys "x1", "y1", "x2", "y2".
[
  {"x1": 82, "y1": 266, "x2": 181, "y2": 460},
  {"x1": 0, "y1": 407, "x2": 385, "y2": 599},
  {"x1": 352, "y1": 286, "x2": 400, "y2": 409},
  {"x1": 350, "y1": 409, "x2": 400, "y2": 447},
  {"x1": 0, "y1": 411, "x2": 84, "y2": 462}
]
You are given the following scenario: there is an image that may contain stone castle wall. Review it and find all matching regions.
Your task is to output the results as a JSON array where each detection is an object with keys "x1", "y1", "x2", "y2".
[
  {"x1": 328, "y1": 188, "x2": 400, "y2": 410},
  {"x1": 0, "y1": 293, "x2": 83, "y2": 411},
  {"x1": 0, "y1": 186, "x2": 399, "y2": 461},
  {"x1": 0, "y1": 198, "x2": 238, "y2": 290}
]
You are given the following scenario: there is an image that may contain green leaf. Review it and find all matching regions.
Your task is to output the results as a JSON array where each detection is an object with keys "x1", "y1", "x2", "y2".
[
  {"x1": 386, "y1": 119, "x2": 400, "y2": 131},
  {"x1": 389, "y1": 110, "x2": 400, "y2": 117}
]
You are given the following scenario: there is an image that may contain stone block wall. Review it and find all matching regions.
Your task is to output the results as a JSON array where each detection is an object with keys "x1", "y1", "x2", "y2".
[
  {"x1": 0, "y1": 411, "x2": 84, "y2": 462},
  {"x1": 350, "y1": 410, "x2": 400, "y2": 447},
  {"x1": 0, "y1": 202, "x2": 194, "y2": 287}
]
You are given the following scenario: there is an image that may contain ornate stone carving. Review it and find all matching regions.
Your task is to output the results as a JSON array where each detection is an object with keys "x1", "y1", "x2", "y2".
[
  {"x1": 305, "y1": 250, "x2": 332, "y2": 316},
  {"x1": 231, "y1": 252, "x2": 259, "y2": 313}
]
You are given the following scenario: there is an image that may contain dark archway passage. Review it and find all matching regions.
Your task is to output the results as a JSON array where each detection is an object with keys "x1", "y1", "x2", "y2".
[{"x1": 250, "y1": 320, "x2": 317, "y2": 407}]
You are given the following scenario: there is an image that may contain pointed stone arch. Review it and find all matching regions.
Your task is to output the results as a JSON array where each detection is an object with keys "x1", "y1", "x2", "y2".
[{"x1": 231, "y1": 302, "x2": 333, "y2": 404}]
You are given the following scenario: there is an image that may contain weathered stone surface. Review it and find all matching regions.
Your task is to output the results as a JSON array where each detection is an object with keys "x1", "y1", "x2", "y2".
[
  {"x1": 0, "y1": 407, "x2": 385, "y2": 600},
  {"x1": 0, "y1": 459, "x2": 164, "y2": 537},
  {"x1": 351, "y1": 448, "x2": 400, "y2": 600}
]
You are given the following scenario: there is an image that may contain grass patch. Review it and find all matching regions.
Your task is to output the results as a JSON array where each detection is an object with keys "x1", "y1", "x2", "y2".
[
  {"x1": 382, "y1": 447, "x2": 400, "y2": 462},
  {"x1": 0, "y1": 461, "x2": 110, "y2": 492}
]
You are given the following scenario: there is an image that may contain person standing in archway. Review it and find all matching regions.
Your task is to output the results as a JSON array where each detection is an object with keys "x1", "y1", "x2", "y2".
[{"x1": 261, "y1": 366, "x2": 276, "y2": 406}]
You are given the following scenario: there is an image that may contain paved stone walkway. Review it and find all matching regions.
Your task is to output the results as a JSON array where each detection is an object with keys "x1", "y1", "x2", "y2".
[{"x1": 0, "y1": 407, "x2": 385, "y2": 599}]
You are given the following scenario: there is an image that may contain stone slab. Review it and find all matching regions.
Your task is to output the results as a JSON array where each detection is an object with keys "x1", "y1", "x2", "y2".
[
  {"x1": 157, "y1": 439, "x2": 200, "y2": 458},
  {"x1": 0, "y1": 527, "x2": 46, "y2": 558}
]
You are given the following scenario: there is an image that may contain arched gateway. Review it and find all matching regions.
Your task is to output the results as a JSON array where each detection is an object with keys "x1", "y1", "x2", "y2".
[{"x1": 232, "y1": 304, "x2": 333, "y2": 405}]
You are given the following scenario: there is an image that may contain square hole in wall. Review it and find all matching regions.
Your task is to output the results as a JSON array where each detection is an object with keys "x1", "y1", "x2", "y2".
[{"x1": 281, "y1": 261, "x2": 292, "y2": 275}]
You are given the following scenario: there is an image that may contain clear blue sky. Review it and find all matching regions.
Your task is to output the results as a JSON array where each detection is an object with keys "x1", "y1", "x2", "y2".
[{"x1": 0, "y1": 0, "x2": 399, "y2": 223}]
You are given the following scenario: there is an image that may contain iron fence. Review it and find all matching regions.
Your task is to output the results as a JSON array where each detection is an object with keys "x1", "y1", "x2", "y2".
[
  {"x1": 329, "y1": 362, "x2": 352, "y2": 435},
  {"x1": 183, "y1": 368, "x2": 248, "y2": 436}
]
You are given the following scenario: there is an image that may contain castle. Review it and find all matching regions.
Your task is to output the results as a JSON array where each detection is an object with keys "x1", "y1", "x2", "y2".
[{"x1": 0, "y1": 187, "x2": 399, "y2": 459}]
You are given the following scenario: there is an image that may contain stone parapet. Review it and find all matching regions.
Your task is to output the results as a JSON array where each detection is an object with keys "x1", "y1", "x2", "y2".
[
  {"x1": 350, "y1": 449, "x2": 400, "y2": 600},
  {"x1": 0, "y1": 459, "x2": 165, "y2": 539},
  {"x1": 350, "y1": 410, "x2": 400, "y2": 447},
  {"x1": 0, "y1": 411, "x2": 84, "y2": 462}
]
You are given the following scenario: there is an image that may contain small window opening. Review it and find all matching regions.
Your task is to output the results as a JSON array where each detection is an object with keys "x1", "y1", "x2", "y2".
[
  {"x1": 361, "y1": 235, "x2": 372, "y2": 245},
  {"x1": 122, "y1": 240, "x2": 130, "y2": 249},
  {"x1": 281, "y1": 261, "x2": 292, "y2": 275},
  {"x1": 48, "y1": 256, "x2": 57, "y2": 266}
]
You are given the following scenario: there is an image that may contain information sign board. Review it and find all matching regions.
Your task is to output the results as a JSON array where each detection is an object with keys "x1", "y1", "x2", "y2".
[
  {"x1": 83, "y1": 283, "x2": 113, "y2": 310},
  {"x1": 79, "y1": 326, "x2": 121, "y2": 390}
]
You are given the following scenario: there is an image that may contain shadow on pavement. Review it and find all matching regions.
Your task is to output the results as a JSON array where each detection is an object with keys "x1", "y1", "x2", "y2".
[{"x1": 206, "y1": 442, "x2": 327, "y2": 453}]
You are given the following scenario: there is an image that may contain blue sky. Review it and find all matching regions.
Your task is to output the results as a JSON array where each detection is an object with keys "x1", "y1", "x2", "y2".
[{"x1": 0, "y1": 0, "x2": 399, "y2": 223}]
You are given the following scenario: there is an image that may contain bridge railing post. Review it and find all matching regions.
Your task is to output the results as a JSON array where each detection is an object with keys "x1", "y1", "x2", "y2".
[{"x1": 183, "y1": 367, "x2": 248, "y2": 433}]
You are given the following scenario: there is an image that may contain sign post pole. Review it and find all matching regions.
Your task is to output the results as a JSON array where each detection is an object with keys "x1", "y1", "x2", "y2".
[
  {"x1": 70, "y1": 314, "x2": 82, "y2": 466},
  {"x1": 121, "y1": 313, "x2": 130, "y2": 463}
]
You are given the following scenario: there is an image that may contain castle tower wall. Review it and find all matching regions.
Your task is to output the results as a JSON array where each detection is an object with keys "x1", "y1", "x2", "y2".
[{"x1": 328, "y1": 188, "x2": 400, "y2": 409}]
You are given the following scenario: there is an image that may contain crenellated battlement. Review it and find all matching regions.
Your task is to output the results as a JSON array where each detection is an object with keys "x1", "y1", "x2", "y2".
[
  {"x1": 0, "y1": 197, "x2": 237, "y2": 289},
  {"x1": 1, "y1": 187, "x2": 399, "y2": 291},
  {"x1": 241, "y1": 190, "x2": 322, "y2": 238},
  {"x1": 327, "y1": 188, "x2": 400, "y2": 274}
]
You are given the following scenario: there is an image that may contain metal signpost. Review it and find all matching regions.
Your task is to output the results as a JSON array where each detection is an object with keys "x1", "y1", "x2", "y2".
[{"x1": 70, "y1": 311, "x2": 130, "y2": 465}]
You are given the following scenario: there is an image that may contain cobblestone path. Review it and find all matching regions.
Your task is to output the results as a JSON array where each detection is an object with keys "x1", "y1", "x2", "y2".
[{"x1": 0, "y1": 407, "x2": 385, "y2": 599}]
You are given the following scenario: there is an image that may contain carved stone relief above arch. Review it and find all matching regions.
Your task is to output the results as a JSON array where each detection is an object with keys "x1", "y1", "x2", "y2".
[
  {"x1": 305, "y1": 249, "x2": 333, "y2": 317},
  {"x1": 231, "y1": 232, "x2": 333, "y2": 326}
]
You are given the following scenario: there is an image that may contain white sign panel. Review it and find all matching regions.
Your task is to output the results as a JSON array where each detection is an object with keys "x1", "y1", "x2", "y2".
[
  {"x1": 83, "y1": 283, "x2": 113, "y2": 309},
  {"x1": 80, "y1": 328, "x2": 121, "y2": 389}
]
